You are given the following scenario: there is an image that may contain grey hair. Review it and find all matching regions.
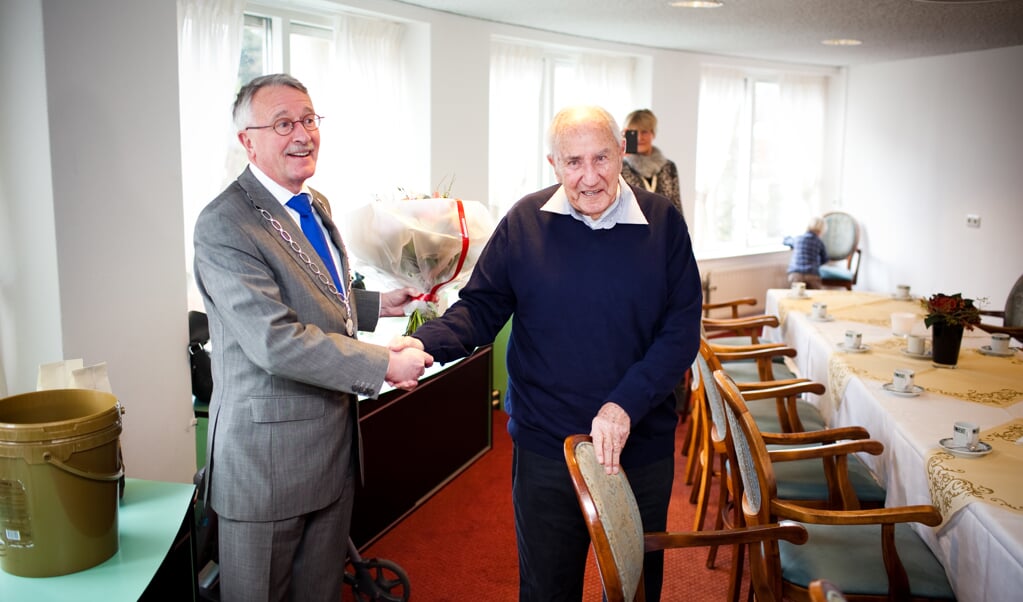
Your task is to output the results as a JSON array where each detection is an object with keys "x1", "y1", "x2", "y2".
[
  {"x1": 232, "y1": 73, "x2": 310, "y2": 131},
  {"x1": 546, "y1": 105, "x2": 622, "y2": 160}
]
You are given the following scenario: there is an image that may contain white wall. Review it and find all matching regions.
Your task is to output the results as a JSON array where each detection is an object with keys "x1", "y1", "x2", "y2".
[
  {"x1": 3, "y1": 0, "x2": 1020, "y2": 481},
  {"x1": 0, "y1": 1, "x2": 63, "y2": 399},
  {"x1": 1, "y1": 0, "x2": 197, "y2": 483},
  {"x1": 842, "y1": 45, "x2": 1023, "y2": 307}
]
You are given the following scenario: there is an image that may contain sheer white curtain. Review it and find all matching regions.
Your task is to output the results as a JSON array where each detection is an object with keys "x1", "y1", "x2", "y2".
[
  {"x1": 489, "y1": 42, "x2": 637, "y2": 216},
  {"x1": 776, "y1": 73, "x2": 827, "y2": 228},
  {"x1": 694, "y1": 66, "x2": 746, "y2": 251},
  {"x1": 489, "y1": 41, "x2": 544, "y2": 216},
  {"x1": 571, "y1": 53, "x2": 637, "y2": 125},
  {"x1": 177, "y1": 0, "x2": 245, "y2": 310},
  {"x1": 314, "y1": 15, "x2": 411, "y2": 209}
]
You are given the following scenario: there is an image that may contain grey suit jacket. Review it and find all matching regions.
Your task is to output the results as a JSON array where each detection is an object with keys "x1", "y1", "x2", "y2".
[{"x1": 193, "y1": 167, "x2": 389, "y2": 521}]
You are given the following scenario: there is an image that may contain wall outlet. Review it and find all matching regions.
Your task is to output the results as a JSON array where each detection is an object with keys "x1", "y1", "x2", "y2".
[{"x1": 966, "y1": 214, "x2": 981, "y2": 228}]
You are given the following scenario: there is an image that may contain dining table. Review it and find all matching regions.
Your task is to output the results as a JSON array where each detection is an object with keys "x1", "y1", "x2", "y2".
[{"x1": 762, "y1": 288, "x2": 1023, "y2": 602}]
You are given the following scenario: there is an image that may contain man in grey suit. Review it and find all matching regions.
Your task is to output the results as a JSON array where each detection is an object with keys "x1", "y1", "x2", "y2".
[{"x1": 193, "y1": 73, "x2": 434, "y2": 602}]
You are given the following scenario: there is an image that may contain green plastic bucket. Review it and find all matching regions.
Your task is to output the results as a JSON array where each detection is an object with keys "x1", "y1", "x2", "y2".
[{"x1": 0, "y1": 389, "x2": 124, "y2": 577}]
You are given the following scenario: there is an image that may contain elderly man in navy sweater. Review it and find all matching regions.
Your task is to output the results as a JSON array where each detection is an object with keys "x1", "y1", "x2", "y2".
[{"x1": 395, "y1": 105, "x2": 703, "y2": 602}]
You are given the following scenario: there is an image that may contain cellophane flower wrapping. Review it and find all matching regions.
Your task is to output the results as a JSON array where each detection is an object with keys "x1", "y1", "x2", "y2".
[{"x1": 343, "y1": 198, "x2": 495, "y2": 334}]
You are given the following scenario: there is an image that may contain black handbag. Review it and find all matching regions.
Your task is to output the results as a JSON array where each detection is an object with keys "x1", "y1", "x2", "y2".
[{"x1": 188, "y1": 311, "x2": 213, "y2": 405}]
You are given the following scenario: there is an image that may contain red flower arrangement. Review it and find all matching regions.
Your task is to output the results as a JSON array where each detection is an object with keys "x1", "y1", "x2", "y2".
[{"x1": 921, "y1": 293, "x2": 982, "y2": 330}]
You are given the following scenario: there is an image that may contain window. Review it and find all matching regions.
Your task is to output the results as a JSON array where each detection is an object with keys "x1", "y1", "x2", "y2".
[
  {"x1": 179, "y1": 1, "x2": 426, "y2": 309},
  {"x1": 693, "y1": 67, "x2": 828, "y2": 256},
  {"x1": 236, "y1": 5, "x2": 424, "y2": 204},
  {"x1": 488, "y1": 40, "x2": 640, "y2": 217}
]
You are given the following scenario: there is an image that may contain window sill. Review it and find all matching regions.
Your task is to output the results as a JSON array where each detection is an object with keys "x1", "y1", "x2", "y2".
[{"x1": 694, "y1": 244, "x2": 790, "y2": 262}]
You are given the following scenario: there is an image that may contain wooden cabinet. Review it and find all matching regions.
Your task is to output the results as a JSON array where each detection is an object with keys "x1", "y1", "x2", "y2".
[{"x1": 350, "y1": 346, "x2": 493, "y2": 549}]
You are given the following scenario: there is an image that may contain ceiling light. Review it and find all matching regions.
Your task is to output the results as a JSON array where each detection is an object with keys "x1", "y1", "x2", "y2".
[
  {"x1": 821, "y1": 39, "x2": 863, "y2": 46},
  {"x1": 670, "y1": 1, "x2": 724, "y2": 7}
]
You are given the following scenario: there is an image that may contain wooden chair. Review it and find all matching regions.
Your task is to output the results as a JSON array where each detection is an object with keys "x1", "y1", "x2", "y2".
[
  {"x1": 819, "y1": 211, "x2": 861, "y2": 290},
  {"x1": 712, "y1": 369, "x2": 956, "y2": 601},
  {"x1": 685, "y1": 305, "x2": 784, "y2": 487},
  {"x1": 977, "y1": 272, "x2": 1023, "y2": 344},
  {"x1": 563, "y1": 434, "x2": 808, "y2": 602},
  {"x1": 702, "y1": 297, "x2": 780, "y2": 345},
  {"x1": 694, "y1": 340, "x2": 885, "y2": 601}
]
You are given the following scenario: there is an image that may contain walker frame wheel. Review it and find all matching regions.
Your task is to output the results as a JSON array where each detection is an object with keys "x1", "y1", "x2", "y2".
[{"x1": 344, "y1": 539, "x2": 410, "y2": 602}]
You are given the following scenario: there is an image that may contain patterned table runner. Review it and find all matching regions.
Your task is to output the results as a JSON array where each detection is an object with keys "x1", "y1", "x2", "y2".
[
  {"x1": 828, "y1": 336, "x2": 1023, "y2": 408},
  {"x1": 927, "y1": 419, "x2": 1023, "y2": 518},
  {"x1": 773, "y1": 290, "x2": 901, "y2": 324}
]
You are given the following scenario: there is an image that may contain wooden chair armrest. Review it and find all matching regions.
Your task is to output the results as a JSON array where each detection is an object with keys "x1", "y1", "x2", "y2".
[
  {"x1": 703, "y1": 297, "x2": 758, "y2": 311},
  {"x1": 703, "y1": 315, "x2": 781, "y2": 331},
  {"x1": 738, "y1": 378, "x2": 812, "y2": 391},
  {"x1": 976, "y1": 323, "x2": 1023, "y2": 342},
  {"x1": 703, "y1": 297, "x2": 759, "y2": 319},
  {"x1": 767, "y1": 439, "x2": 884, "y2": 462},
  {"x1": 772, "y1": 500, "x2": 943, "y2": 527},
  {"x1": 643, "y1": 520, "x2": 808, "y2": 553},
  {"x1": 979, "y1": 309, "x2": 1006, "y2": 318},
  {"x1": 760, "y1": 425, "x2": 872, "y2": 445},
  {"x1": 738, "y1": 381, "x2": 826, "y2": 399},
  {"x1": 712, "y1": 345, "x2": 797, "y2": 361}
]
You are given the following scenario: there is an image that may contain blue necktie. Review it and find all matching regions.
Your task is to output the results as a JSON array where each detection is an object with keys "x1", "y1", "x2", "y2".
[{"x1": 286, "y1": 193, "x2": 344, "y2": 295}]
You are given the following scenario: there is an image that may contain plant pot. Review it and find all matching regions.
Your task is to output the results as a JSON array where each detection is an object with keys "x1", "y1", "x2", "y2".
[{"x1": 931, "y1": 322, "x2": 964, "y2": 368}]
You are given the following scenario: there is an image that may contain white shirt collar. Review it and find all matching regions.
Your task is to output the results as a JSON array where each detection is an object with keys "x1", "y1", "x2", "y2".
[
  {"x1": 540, "y1": 175, "x2": 648, "y2": 230},
  {"x1": 249, "y1": 164, "x2": 311, "y2": 208}
]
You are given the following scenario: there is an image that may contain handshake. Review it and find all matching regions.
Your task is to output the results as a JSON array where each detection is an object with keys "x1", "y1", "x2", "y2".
[{"x1": 385, "y1": 335, "x2": 433, "y2": 391}]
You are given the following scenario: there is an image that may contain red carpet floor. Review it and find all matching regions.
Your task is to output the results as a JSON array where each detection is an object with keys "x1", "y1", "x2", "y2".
[{"x1": 350, "y1": 410, "x2": 743, "y2": 601}]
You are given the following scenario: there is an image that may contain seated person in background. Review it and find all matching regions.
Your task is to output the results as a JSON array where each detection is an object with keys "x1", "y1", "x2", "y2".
[
  {"x1": 784, "y1": 216, "x2": 828, "y2": 289},
  {"x1": 620, "y1": 109, "x2": 682, "y2": 217}
]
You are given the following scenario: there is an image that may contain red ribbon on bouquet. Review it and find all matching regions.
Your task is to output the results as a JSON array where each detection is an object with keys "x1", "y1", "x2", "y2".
[{"x1": 413, "y1": 199, "x2": 470, "y2": 303}]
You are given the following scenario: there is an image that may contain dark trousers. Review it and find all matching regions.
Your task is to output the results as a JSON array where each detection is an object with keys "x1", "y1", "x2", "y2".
[{"x1": 511, "y1": 444, "x2": 674, "y2": 602}]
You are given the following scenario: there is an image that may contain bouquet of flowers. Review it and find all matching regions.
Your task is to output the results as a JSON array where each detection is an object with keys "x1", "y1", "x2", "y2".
[
  {"x1": 921, "y1": 293, "x2": 983, "y2": 330},
  {"x1": 343, "y1": 188, "x2": 495, "y2": 334}
]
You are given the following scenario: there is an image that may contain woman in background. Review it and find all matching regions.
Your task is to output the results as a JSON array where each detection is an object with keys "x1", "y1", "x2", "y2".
[{"x1": 621, "y1": 109, "x2": 682, "y2": 217}]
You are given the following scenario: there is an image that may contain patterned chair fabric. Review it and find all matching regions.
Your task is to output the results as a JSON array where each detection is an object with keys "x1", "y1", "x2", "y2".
[
  {"x1": 1005, "y1": 273, "x2": 1023, "y2": 328},
  {"x1": 712, "y1": 369, "x2": 955, "y2": 601},
  {"x1": 574, "y1": 440, "x2": 646, "y2": 601}
]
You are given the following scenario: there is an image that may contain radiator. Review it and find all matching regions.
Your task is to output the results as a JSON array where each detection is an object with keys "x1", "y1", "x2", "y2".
[{"x1": 703, "y1": 264, "x2": 789, "y2": 316}]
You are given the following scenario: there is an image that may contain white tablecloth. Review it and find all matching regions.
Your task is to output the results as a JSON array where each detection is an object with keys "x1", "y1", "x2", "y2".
[{"x1": 763, "y1": 289, "x2": 1023, "y2": 602}]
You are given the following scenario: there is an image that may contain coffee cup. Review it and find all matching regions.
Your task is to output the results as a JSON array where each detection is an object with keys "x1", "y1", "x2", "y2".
[
  {"x1": 891, "y1": 312, "x2": 916, "y2": 336},
  {"x1": 906, "y1": 335, "x2": 927, "y2": 355},
  {"x1": 791, "y1": 281, "x2": 806, "y2": 297},
  {"x1": 844, "y1": 330, "x2": 862, "y2": 350},
  {"x1": 895, "y1": 284, "x2": 911, "y2": 299},
  {"x1": 892, "y1": 368, "x2": 915, "y2": 392},
  {"x1": 811, "y1": 302, "x2": 828, "y2": 319},
  {"x1": 990, "y1": 333, "x2": 1011, "y2": 354},
  {"x1": 952, "y1": 421, "x2": 980, "y2": 449}
]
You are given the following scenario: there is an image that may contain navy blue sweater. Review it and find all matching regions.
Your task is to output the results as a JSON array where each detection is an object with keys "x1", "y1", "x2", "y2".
[{"x1": 413, "y1": 184, "x2": 703, "y2": 467}]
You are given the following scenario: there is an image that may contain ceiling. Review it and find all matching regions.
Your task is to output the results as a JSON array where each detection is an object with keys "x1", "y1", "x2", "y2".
[{"x1": 393, "y1": 0, "x2": 1023, "y2": 67}]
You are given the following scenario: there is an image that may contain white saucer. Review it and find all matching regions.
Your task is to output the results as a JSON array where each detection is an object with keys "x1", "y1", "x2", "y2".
[
  {"x1": 938, "y1": 437, "x2": 993, "y2": 458},
  {"x1": 882, "y1": 382, "x2": 923, "y2": 397},
  {"x1": 979, "y1": 345, "x2": 1015, "y2": 358},
  {"x1": 808, "y1": 314, "x2": 835, "y2": 322},
  {"x1": 788, "y1": 292, "x2": 810, "y2": 299},
  {"x1": 837, "y1": 342, "x2": 870, "y2": 353},
  {"x1": 900, "y1": 348, "x2": 933, "y2": 360},
  {"x1": 890, "y1": 294, "x2": 914, "y2": 301}
]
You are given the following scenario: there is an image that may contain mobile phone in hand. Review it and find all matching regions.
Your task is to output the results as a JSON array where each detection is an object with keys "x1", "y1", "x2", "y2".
[{"x1": 624, "y1": 129, "x2": 639, "y2": 154}]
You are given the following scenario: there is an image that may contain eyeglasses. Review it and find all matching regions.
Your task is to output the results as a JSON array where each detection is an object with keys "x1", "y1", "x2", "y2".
[{"x1": 246, "y1": 114, "x2": 323, "y2": 136}]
